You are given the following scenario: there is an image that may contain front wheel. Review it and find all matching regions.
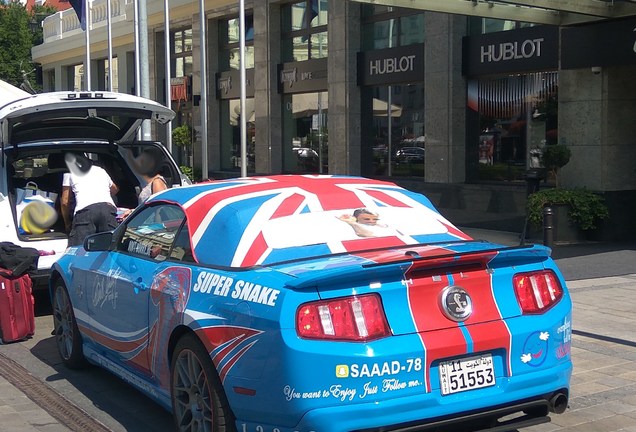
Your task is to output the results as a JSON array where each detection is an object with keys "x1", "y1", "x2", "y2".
[
  {"x1": 52, "y1": 280, "x2": 86, "y2": 369},
  {"x1": 171, "y1": 333, "x2": 235, "y2": 432}
]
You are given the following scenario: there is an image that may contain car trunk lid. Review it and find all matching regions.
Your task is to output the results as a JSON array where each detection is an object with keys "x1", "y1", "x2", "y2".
[
  {"x1": 278, "y1": 241, "x2": 552, "y2": 335},
  {"x1": 0, "y1": 91, "x2": 174, "y2": 146}
]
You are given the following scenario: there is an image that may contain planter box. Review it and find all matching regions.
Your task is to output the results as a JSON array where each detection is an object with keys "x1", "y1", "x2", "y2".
[{"x1": 528, "y1": 204, "x2": 586, "y2": 244}]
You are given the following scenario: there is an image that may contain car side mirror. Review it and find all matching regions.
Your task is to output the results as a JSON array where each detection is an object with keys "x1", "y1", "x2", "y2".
[{"x1": 84, "y1": 231, "x2": 113, "y2": 251}]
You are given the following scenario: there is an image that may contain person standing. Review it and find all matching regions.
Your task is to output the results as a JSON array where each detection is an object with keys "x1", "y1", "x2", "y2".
[
  {"x1": 132, "y1": 147, "x2": 168, "y2": 204},
  {"x1": 60, "y1": 152, "x2": 119, "y2": 247}
]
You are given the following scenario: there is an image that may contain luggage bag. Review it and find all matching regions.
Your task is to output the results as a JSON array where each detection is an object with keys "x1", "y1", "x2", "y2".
[{"x1": 0, "y1": 269, "x2": 35, "y2": 343}]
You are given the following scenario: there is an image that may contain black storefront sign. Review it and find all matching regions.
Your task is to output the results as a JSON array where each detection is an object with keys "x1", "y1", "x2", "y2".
[
  {"x1": 357, "y1": 44, "x2": 424, "y2": 86},
  {"x1": 463, "y1": 26, "x2": 558, "y2": 77},
  {"x1": 278, "y1": 58, "x2": 328, "y2": 94},
  {"x1": 216, "y1": 69, "x2": 255, "y2": 99},
  {"x1": 561, "y1": 17, "x2": 636, "y2": 69}
]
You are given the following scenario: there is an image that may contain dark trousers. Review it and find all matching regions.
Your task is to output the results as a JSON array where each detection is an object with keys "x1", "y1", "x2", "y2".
[{"x1": 68, "y1": 203, "x2": 117, "y2": 247}]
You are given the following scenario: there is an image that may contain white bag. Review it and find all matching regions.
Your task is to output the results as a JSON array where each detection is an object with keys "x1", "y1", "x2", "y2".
[{"x1": 16, "y1": 181, "x2": 58, "y2": 205}]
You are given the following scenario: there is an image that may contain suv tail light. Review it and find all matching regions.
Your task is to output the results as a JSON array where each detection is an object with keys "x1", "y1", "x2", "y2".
[
  {"x1": 513, "y1": 270, "x2": 563, "y2": 314},
  {"x1": 296, "y1": 294, "x2": 390, "y2": 341}
]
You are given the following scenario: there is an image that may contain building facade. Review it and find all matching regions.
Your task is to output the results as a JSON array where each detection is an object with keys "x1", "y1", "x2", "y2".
[{"x1": 33, "y1": 0, "x2": 636, "y2": 240}]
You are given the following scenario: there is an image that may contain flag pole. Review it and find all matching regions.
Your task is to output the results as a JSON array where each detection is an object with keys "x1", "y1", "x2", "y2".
[
  {"x1": 133, "y1": 0, "x2": 141, "y2": 97},
  {"x1": 164, "y1": 0, "x2": 172, "y2": 151},
  {"x1": 239, "y1": 0, "x2": 247, "y2": 177},
  {"x1": 107, "y1": 0, "x2": 113, "y2": 91},
  {"x1": 139, "y1": 0, "x2": 151, "y2": 139},
  {"x1": 199, "y1": 0, "x2": 208, "y2": 179},
  {"x1": 84, "y1": 0, "x2": 91, "y2": 91}
]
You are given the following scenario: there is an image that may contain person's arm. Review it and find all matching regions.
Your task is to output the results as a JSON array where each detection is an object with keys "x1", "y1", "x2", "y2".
[
  {"x1": 110, "y1": 182, "x2": 119, "y2": 196},
  {"x1": 151, "y1": 176, "x2": 168, "y2": 194},
  {"x1": 60, "y1": 186, "x2": 73, "y2": 233}
]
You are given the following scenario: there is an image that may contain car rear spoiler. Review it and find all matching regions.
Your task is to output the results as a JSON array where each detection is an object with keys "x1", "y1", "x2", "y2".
[{"x1": 282, "y1": 242, "x2": 552, "y2": 290}]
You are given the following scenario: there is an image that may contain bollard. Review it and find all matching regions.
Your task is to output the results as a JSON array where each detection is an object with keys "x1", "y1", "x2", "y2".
[{"x1": 543, "y1": 206, "x2": 554, "y2": 248}]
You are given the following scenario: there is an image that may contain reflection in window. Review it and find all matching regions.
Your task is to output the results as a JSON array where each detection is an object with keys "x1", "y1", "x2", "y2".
[
  {"x1": 173, "y1": 28, "x2": 193, "y2": 77},
  {"x1": 220, "y1": 98, "x2": 255, "y2": 172},
  {"x1": 282, "y1": 92, "x2": 328, "y2": 174},
  {"x1": 282, "y1": 0, "x2": 328, "y2": 62},
  {"x1": 118, "y1": 205, "x2": 186, "y2": 262},
  {"x1": 472, "y1": 72, "x2": 558, "y2": 182},
  {"x1": 361, "y1": 6, "x2": 424, "y2": 50},
  {"x1": 362, "y1": 84, "x2": 425, "y2": 178},
  {"x1": 221, "y1": 15, "x2": 255, "y2": 71}
]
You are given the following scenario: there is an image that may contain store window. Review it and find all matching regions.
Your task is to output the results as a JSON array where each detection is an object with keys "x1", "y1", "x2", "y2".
[
  {"x1": 219, "y1": 15, "x2": 254, "y2": 70},
  {"x1": 362, "y1": 84, "x2": 425, "y2": 178},
  {"x1": 470, "y1": 71, "x2": 558, "y2": 182},
  {"x1": 281, "y1": 0, "x2": 328, "y2": 61},
  {"x1": 361, "y1": 7, "x2": 424, "y2": 50},
  {"x1": 468, "y1": 17, "x2": 535, "y2": 36},
  {"x1": 282, "y1": 92, "x2": 328, "y2": 174},
  {"x1": 220, "y1": 98, "x2": 255, "y2": 172},
  {"x1": 360, "y1": 5, "x2": 425, "y2": 179},
  {"x1": 218, "y1": 16, "x2": 256, "y2": 173},
  {"x1": 174, "y1": 28, "x2": 193, "y2": 78},
  {"x1": 172, "y1": 28, "x2": 193, "y2": 166}
]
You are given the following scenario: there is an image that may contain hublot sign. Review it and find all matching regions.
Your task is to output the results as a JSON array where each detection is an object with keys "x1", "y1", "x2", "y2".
[
  {"x1": 463, "y1": 26, "x2": 558, "y2": 76},
  {"x1": 480, "y1": 38, "x2": 544, "y2": 63},
  {"x1": 358, "y1": 44, "x2": 424, "y2": 86}
]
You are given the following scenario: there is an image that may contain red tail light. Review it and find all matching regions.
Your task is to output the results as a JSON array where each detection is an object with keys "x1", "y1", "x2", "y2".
[
  {"x1": 513, "y1": 270, "x2": 563, "y2": 314},
  {"x1": 296, "y1": 294, "x2": 390, "y2": 341}
]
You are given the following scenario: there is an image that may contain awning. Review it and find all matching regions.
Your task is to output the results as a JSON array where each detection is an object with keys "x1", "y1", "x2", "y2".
[
  {"x1": 353, "y1": 0, "x2": 636, "y2": 26},
  {"x1": 0, "y1": 79, "x2": 31, "y2": 109}
]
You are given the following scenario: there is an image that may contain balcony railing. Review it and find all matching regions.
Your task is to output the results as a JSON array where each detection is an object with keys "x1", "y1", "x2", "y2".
[{"x1": 42, "y1": 0, "x2": 131, "y2": 43}]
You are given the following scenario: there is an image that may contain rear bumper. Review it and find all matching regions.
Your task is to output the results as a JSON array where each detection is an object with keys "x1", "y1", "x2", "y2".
[
  {"x1": 352, "y1": 390, "x2": 569, "y2": 432},
  {"x1": 235, "y1": 359, "x2": 572, "y2": 432}
]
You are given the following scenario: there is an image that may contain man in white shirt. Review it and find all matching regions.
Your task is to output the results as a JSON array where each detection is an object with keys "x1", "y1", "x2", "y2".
[{"x1": 60, "y1": 152, "x2": 119, "y2": 247}]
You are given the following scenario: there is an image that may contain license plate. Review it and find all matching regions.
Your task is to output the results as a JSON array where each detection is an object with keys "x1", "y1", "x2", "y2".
[{"x1": 439, "y1": 354, "x2": 495, "y2": 395}]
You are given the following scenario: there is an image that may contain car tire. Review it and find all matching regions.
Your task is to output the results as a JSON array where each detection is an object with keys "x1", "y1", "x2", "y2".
[
  {"x1": 52, "y1": 280, "x2": 87, "y2": 369},
  {"x1": 171, "y1": 333, "x2": 235, "y2": 432}
]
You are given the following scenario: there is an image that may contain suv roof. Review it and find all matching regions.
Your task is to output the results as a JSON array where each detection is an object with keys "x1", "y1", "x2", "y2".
[{"x1": 0, "y1": 91, "x2": 175, "y2": 146}]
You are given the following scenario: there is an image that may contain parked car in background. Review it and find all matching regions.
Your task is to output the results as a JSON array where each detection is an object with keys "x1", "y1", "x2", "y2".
[
  {"x1": 0, "y1": 91, "x2": 189, "y2": 290},
  {"x1": 51, "y1": 175, "x2": 572, "y2": 432},
  {"x1": 395, "y1": 146, "x2": 425, "y2": 163}
]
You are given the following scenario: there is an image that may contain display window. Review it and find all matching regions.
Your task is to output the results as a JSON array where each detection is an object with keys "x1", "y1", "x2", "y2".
[
  {"x1": 468, "y1": 71, "x2": 558, "y2": 182},
  {"x1": 281, "y1": 0, "x2": 328, "y2": 62},
  {"x1": 282, "y1": 92, "x2": 328, "y2": 174},
  {"x1": 220, "y1": 98, "x2": 255, "y2": 172},
  {"x1": 218, "y1": 15, "x2": 256, "y2": 174},
  {"x1": 360, "y1": 5, "x2": 425, "y2": 179},
  {"x1": 362, "y1": 84, "x2": 424, "y2": 178}
]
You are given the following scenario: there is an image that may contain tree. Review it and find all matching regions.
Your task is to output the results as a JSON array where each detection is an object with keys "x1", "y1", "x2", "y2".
[{"x1": 0, "y1": 1, "x2": 56, "y2": 90}]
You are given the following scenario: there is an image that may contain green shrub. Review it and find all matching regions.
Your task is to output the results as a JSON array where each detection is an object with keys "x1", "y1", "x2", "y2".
[{"x1": 527, "y1": 188, "x2": 609, "y2": 230}]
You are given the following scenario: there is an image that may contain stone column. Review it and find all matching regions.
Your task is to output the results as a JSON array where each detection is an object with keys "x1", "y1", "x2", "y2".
[
  {"x1": 327, "y1": 1, "x2": 361, "y2": 175},
  {"x1": 424, "y1": 13, "x2": 467, "y2": 183},
  {"x1": 559, "y1": 66, "x2": 636, "y2": 191},
  {"x1": 254, "y1": 1, "x2": 282, "y2": 174}
]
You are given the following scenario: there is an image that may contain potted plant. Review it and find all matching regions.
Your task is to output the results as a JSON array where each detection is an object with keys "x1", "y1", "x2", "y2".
[
  {"x1": 541, "y1": 144, "x2": 570, "y2": 188},
  {"x1": 526, "y1": 144, "x2": 609, "y2": 242}
]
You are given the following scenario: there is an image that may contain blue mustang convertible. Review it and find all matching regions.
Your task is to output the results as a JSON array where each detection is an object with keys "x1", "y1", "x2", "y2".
[{"x1": 51, "y1": 175, "x2": 572, "y2": 432}]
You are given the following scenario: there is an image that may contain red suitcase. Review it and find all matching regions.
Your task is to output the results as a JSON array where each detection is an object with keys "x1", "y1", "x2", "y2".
[{"x1": 0, "y1": 269, "x2": 35, "y2": 343}]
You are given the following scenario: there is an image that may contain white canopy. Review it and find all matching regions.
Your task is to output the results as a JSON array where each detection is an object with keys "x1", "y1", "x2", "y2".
[{"x1": 0, "y1": 79, "x2": 31, "y2": 109}]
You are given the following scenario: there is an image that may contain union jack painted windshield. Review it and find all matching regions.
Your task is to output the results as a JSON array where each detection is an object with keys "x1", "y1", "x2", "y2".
[{"x1": 151, "y1": 175, "x2": 471, "y2": 267}]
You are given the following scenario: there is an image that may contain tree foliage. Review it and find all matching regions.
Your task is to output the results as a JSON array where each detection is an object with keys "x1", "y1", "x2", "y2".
[{"x1": 0, "y1": 1, "x2": 57, "y2": 89}]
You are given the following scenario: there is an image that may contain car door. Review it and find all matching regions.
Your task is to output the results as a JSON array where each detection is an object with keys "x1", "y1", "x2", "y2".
[{"x1": 83, "y1": 203, "x2": 185, "y2": 376}]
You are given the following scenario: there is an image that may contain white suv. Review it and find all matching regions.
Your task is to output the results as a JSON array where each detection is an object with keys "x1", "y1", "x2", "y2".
[{"x1": 0, "y1": 90, "x2": 190, "y2": 290}]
